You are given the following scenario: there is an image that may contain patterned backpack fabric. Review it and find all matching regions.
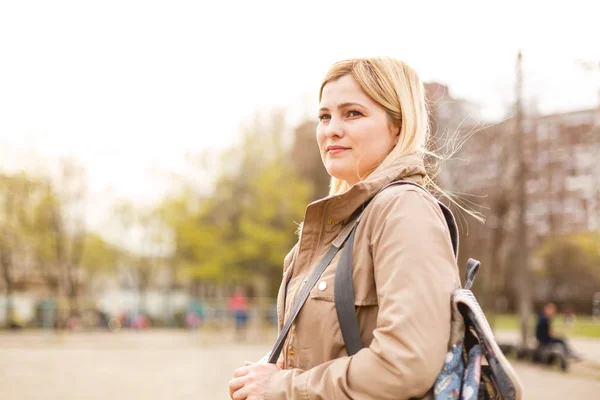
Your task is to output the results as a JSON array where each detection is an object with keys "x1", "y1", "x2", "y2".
[
  {"x1": 334, "y1": 181, "x2": 523, "y2": 399},
  {"x1": 432, "y1": 260, "x2": 523, "y2": 399}
]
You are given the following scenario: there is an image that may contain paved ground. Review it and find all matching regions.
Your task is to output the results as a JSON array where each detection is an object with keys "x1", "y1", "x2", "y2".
[{"x1": 0, "y1": 330, "x2": 599, "y2": 399}]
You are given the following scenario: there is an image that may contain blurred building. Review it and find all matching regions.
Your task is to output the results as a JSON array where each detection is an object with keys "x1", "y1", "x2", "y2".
[{"x1": 450, "y1": 106, "x2": 600, "y2": 247}]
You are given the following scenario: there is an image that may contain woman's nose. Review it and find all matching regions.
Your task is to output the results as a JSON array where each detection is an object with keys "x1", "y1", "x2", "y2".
[{"x1": 325, "y1": 117, "x2": 344, "y2": 138}]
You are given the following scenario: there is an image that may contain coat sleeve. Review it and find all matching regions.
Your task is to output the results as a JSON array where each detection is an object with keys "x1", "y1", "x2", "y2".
[{"x1": 264, "y1": 188, "x2": 460, "y2": 400}]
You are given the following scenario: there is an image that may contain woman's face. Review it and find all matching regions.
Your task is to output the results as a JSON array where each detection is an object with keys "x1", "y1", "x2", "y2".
[{"x1": 317, "y1": 75, "x2": 399, "y2": 186}]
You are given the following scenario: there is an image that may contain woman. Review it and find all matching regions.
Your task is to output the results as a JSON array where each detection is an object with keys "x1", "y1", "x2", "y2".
[{"x1": 229, "y1": 57, "x2": 461, "y2": 399}]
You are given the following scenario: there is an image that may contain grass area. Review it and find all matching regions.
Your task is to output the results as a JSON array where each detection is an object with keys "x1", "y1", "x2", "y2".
[{"x1": 491, "y1": 314, "x2": 600, "y2": 339}]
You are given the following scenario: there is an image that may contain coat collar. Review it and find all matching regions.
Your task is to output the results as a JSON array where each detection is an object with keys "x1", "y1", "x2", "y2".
[{"x1": 304, "y1": 153, "x2": 427, "y2": 229}]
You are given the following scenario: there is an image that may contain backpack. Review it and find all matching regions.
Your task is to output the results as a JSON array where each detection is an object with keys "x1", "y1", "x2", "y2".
[{"x1": 334, "y1": 181, "x2": 523, "y2": 399}]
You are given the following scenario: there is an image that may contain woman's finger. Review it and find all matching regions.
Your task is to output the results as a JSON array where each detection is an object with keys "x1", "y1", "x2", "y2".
[
  {"x1": 233, "y1": 365, "x2": 251, "y2": 378},
  {"x1": 228, "y1": 376, "x2": 246, "y2": 399},
  {"x1": 232, "y1": 386, "x2": 249, "y2": 400}
]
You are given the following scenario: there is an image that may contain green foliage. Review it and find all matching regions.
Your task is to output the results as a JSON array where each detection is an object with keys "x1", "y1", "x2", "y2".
[
  {"x1": 236, "y1": 159, "x2": 309, "y2": 271},
  {"x1": 158, "y1": 192, "x2": 232, "y2": 281},
  {"x1": 535, "y1": 233, "x2": 600, "y2": 311},
  {"x1": 81, "y1": 233, "x2": 120, "y2": 273},
  {"x1": 0, "y1": 173, "x2": 58, "y2": 273},
  {"x1": 158, "y1": 112, "x2": 311, "y2": 295},
  {"x1": 1, "y1": 113, "x2": 318, "y2": 302},
  {"x1": 1, "y1": 169, "x2": 121, "y2": 299}
]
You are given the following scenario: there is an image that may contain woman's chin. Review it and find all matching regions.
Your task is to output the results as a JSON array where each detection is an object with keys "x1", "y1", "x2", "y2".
[
  {"x1": 326, "y1": 157, "x2": 365, "y2": 182},
  {"x1": 325, "y1": 167, "x2": 353, "y2": 183},
  {"x1": 324, "y1": 165, "x2": 342, "y2": 177}
]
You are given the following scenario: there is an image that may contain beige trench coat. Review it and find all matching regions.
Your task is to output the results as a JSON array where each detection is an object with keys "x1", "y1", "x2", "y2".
[{"x1": 264, "y1": 153, "x2": 461, "y2": 400}]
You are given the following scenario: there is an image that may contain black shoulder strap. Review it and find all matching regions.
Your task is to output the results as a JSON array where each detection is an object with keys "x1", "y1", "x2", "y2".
[
  {"x1": 268, "y1": 245, "x2": 340, "y2": 363},
  {"x1": 334, "y1": 180, "x2": 460, "y2": 356},
  {"x1": 267, "y1": 210, "x2": 364, "y2": 364},
  {"x1": 333, "y1": 227, "x2": 363, "y2": 356}
]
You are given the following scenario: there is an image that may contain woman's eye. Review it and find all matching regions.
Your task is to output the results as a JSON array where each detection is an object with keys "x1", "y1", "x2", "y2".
[
  {"x1": 348, "y1": 110, "x2": 362, "y2": 118},
  {"x1": 319, "y1": 114, "x2": 331, "y2": 121}
]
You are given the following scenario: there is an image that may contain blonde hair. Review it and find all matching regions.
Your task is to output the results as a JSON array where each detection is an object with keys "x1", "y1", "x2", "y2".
[{"x1": 319, "y1": 57, "x2": 483, "y2": 222}]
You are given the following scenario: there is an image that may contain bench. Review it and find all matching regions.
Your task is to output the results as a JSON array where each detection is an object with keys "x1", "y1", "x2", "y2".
[{"x1": 507, "y1": 342, "x2": 569, "y2": 372}]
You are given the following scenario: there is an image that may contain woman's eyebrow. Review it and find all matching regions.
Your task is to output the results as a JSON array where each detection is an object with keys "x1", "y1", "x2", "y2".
[
  {"x1": 319, "y1": 102, "x2": 366, "y2": 112},
  {"x1": 337, "y1": 102, "x2": 366, "y2": 109}
]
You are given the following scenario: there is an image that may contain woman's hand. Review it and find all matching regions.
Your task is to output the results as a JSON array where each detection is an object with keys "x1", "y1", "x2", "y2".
[{"x1": 229, "y1": 361, "x2": 281, "y2": 400}]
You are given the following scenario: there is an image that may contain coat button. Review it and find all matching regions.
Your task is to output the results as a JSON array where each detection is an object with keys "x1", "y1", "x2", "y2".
[
  {"x1": 327, "y1": 219, "x2": 335, "y2": 225},
  {"x1": 289, "y1": 349, "x2": 295, "y2": 357},
  {"x1": 318, "y1": 281, "x2": 327, "y2": 291}
]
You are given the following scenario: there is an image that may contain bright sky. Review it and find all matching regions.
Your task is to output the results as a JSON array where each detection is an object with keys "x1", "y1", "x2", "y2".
[{"x1": 1, "y1": 0, "x2": 599, "y2": 234}]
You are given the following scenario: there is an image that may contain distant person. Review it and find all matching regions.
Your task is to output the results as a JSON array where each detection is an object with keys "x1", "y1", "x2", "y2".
[
  {"x1": 228, "y1": 289, "x2": 249, "y2": 341},
  {"x1": 40, "y1": 296, "x2": 56, "y2": 335},
  {"x1": 185, "y1": 299, "x2": 205, "y2": 331},
  {"x1": 536, "y1": 302, "x2": 581, "y2": 361}
]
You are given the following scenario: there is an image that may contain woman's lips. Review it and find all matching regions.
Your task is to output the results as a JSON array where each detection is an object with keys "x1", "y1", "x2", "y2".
[{"x1": 327, "y1": 146, "x2": 349, "y2": 155}]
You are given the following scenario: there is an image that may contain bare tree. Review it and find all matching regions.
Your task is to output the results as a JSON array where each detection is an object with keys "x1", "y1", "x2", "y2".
[
  {"x1": 0, "y1": 175, "x2": 20, "y2": 328},
  {"x1": 514, "y1": 51, "x2": 533, "y2": 347},
  {"x1": 0, "y1": 173, "x2": 38, "y2": 328},
  {"x1": 47, "y1": 159, "x2": 88, "y2": 319},
  {"x1": 290, "y1": 120, "x2": 330, "y2": 200},
  {"x1": 29, "y1": 181, "x2": 62, "y2": 297},
  {"x1": 113, "y1": 201, "x2": 171, "y2": 315}
]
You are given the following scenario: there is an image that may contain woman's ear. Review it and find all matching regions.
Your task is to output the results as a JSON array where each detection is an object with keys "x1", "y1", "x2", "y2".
[
  {"x1": 388, "y1": 119, "x2": 401, "y2": 144},
  {"x1": 394, "y1": 127, "x2": 401, "y2": 144}
]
